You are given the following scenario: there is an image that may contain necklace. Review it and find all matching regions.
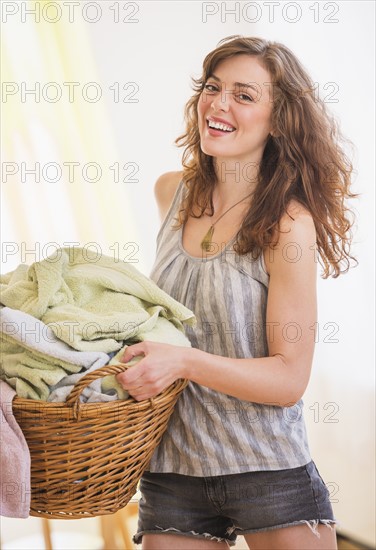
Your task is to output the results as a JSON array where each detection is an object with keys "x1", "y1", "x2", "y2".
[{"x1": 200, "y1": 191, "x2": 253, "y2": 251}]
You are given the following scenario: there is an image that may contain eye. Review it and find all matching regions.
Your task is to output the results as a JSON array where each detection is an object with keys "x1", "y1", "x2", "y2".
[
  {"x1": 237, "y1": 93, "x2": 254, "y2": 102},
  {"x1": 203, "y1": 83, "x2": 218, "y2": 93}
]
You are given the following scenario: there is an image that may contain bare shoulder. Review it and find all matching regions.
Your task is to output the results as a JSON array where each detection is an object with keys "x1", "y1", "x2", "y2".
[
  {"x1": 271, "y1": 199, "x2": 316, "y2": 243},
  {"x1": 154, "y1": 170, "x2": 184, "y2": 223},
  {"x1": 264, "y1": 199, "x2": 317, "y2": 275}
]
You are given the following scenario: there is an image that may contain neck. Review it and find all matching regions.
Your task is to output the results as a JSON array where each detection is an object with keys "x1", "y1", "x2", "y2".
[{"x1": 212, "y1": 157, "x2": 259, "y2": 208}]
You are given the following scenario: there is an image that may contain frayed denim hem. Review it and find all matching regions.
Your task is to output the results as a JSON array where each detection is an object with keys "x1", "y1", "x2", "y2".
[
  {"x1": 132, "y1": 519, "x2": 339, "y2": 546},
  {"x1": 133, "y1": 526, "x2": 236, "y2": 546},
  {"x1": 236, "y1": 518, "x2": 339, "y2": 539}
]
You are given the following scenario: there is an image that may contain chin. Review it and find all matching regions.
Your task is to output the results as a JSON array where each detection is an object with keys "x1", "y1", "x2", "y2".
[
  {"x1": 199, "y1": 139, "x2": 225, "y2": 157},
  {"x1": 201, "y1": 146, "x2": 235, "y2": 160}
]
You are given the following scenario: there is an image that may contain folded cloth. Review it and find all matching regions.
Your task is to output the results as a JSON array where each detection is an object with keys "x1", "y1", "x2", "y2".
[
  {"x1": 0, "y1": 308, "x2": 111, "y2": 401},
  {"x1": 0, "y1": 247, "x2": 196, "y2": 353},
  {"x1": 0, "y1": 380, "x2": 31, "y2": 518}
]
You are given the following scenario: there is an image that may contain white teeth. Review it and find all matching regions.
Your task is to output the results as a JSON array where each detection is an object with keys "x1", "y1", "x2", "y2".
[{"x1": 207, "y1": 119, "x2": 235, "y2": 132}]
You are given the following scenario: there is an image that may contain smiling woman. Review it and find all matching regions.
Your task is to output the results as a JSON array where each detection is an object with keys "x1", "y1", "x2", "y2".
[
  {"x1": 172, "y1": 37, "x2": 357, "y2": 276},
  {"x1": 114, "y1": 35, "x2": 358, "y2": 550},
  {"x1": 198, "y1": 56, "x2": 275, "y2": 167}
]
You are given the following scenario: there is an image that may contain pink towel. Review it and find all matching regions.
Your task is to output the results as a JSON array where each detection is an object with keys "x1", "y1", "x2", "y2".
[{"x1": 0, "y1": 380, "x2": 30, "y2": 518}]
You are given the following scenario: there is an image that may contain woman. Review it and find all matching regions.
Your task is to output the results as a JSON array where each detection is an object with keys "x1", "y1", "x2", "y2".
[{"x1": 116, "y1": 35, "x2": 357, "y2": 549}]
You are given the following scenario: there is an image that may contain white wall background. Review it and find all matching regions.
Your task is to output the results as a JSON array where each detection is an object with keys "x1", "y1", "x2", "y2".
[
  {"x1": 86, "y1": 4, "x2": 375, "y2": 542},
  {"x1": 1, "y1": 1, "x2": 375, "y2": 547}
]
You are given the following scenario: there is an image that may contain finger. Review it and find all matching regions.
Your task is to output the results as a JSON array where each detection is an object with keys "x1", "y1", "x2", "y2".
[
  {"x1": 116, "y1": 363, "x2": 144, "y2": 386},
  {"x1": 127, "y1": 384, "x2": 144, "y2": 395},
  {"x1": 121, "y1": 343, "x2": 146, "y2": 363},
  {"x1": 130, "y1": 381, "x2": 164, "y2": 401},
  {"x1": 128, "y1": 386, "x2": 150, "y2": 401},
  {"x1": 131, "y1": 391, "x2": 151, "y2": 402}
]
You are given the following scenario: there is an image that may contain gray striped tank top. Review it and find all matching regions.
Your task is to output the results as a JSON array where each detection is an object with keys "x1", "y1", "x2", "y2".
[{"x1": 148, "y1": 178, "x2": 312, "y2": 476}]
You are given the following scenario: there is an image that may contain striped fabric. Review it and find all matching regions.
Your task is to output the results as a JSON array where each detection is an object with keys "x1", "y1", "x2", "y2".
[{"x1": 147, "y1": 179, "x2": 312, "y2": 476}]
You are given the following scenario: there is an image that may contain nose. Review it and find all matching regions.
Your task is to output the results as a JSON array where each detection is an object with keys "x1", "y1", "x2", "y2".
[{"x1": 210, "y1": 86, "x2": 231, "y2": 112}]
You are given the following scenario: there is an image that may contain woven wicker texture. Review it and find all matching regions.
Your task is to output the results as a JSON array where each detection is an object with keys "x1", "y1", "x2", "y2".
[{"x1": 12, "y1": 363, "x2": 188, "y2": 519}]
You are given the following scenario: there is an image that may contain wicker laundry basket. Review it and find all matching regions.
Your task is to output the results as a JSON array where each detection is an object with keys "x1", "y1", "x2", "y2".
[{"x1": 12, "y1": 363, "x2": 188, "y2": 519}]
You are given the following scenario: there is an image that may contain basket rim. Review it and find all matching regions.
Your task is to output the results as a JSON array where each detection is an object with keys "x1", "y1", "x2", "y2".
[{"x1": 12, "y1": 377, "x2": 188, "y2": 414}]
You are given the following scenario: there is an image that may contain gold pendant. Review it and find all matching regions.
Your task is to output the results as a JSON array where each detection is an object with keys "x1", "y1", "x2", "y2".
[{"x1": 200, "y1": 225, "x2": 215, "y2": 251}]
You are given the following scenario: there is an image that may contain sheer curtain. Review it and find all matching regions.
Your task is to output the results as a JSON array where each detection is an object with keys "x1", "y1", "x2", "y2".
[{"x1": 1, "y1": 0, "x2": 140, "y2": 273}]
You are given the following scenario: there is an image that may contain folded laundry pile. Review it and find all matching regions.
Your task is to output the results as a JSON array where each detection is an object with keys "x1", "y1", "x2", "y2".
[
  {"x1": 1, "y1": 307, "x2": 116, "y2": 402},
  {"x1": 0, "y1": 246, "x2": 196, "y2": 403}
]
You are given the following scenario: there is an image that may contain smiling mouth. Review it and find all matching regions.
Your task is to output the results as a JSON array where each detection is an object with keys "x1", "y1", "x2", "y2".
[{"x1": 206, "y1": 119, "x2": 236, "y2": 133}]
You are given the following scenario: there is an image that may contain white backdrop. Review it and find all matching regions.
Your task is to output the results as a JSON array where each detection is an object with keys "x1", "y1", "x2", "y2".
[{"x1": 1, "y1": 1, "x2": 375, "y2": 546}]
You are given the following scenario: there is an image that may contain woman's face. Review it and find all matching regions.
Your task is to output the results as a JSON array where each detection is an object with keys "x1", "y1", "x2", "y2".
[{"x1": 197, "y1": 54, "x2": 274, "y2": 166}]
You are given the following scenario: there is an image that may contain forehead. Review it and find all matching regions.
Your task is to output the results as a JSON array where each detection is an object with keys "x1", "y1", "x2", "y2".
[{"x1": 209, "y1": 54, "x2": 272, "y2": 97}]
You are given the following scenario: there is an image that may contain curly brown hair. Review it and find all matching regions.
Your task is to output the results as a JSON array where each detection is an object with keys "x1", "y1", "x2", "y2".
[{"x1": 173, "y1": 35, "x2": 358, "y2": 278}]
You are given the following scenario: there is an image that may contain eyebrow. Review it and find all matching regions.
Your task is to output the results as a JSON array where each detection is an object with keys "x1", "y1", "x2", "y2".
[{"x1": 209, "y1": 73, "x2": 260, "y2": 93}]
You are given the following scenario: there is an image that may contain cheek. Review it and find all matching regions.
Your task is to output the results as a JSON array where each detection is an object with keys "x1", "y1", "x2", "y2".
[
  {"x1": 197, "y1": 95, "x2": 206, "y2": 117},
  {"x1": 244, "y1": 108, "x2": 272, "y2": 133},
  {"x1": 197, "y1": 96, "x2": 209, "y2": 130}
]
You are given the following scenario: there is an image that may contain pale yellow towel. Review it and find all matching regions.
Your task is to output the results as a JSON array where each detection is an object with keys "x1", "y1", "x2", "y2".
[{"x1": 0, "y1": 247, "x2": 196, "y2": 353}]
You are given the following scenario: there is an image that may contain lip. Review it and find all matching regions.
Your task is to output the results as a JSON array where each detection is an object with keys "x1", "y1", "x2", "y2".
[{"x1": 206, "y1": 116, "x2": 236, "y2": 130}]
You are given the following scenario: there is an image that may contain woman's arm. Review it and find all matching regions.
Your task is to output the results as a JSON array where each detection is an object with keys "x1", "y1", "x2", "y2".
[
  {"x1": 184, "y1": 204, "x2": 318, "y2": 406},
  {"x1": 116, "y1": 201, "x2": 318, "y2": 407},
  {"x1": 154, "y1": 170, "x2": 183, "y2": 223}
]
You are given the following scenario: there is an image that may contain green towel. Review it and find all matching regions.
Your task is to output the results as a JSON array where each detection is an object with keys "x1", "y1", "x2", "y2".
[{"x1": 0, "y1": 247, "x2": 196, "y2": 353}]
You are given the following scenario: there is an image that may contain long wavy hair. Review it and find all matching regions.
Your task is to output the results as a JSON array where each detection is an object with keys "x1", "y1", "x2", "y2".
[{"x1": 173, "y1": 35, "x2": 358, "y2": 278}]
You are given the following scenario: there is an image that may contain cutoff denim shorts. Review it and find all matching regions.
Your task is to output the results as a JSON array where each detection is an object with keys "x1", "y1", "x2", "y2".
[{"x1": 133, "y1": 460, "x2": 337, "y2": 546}]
